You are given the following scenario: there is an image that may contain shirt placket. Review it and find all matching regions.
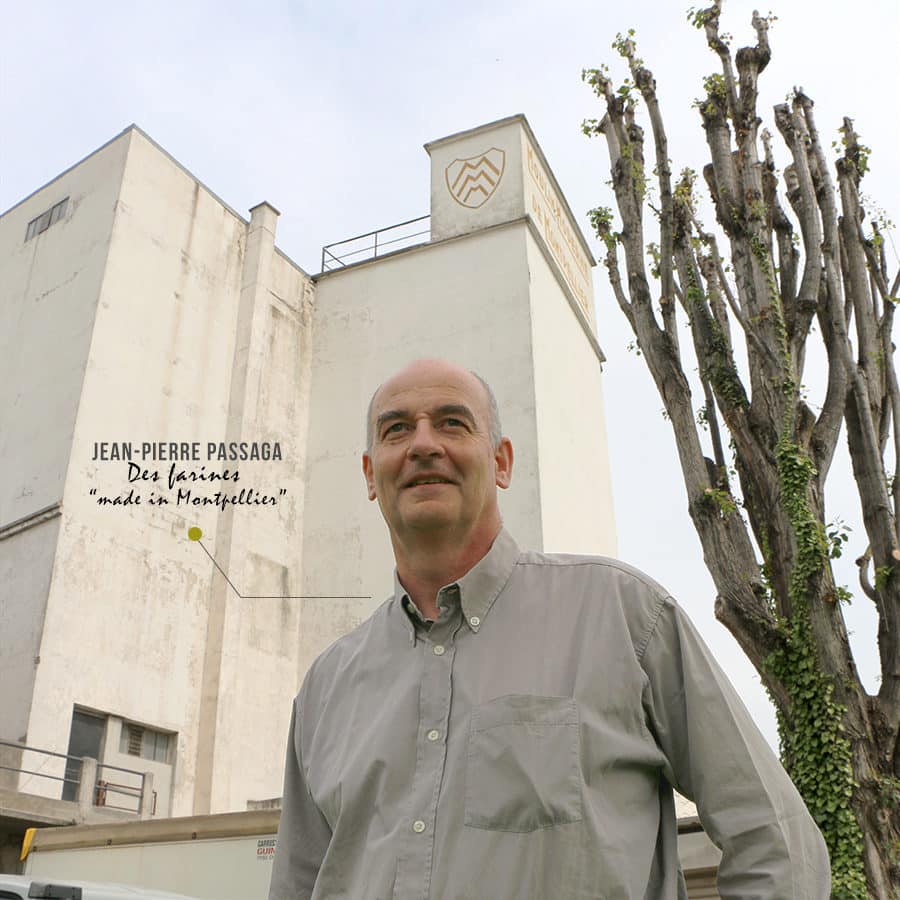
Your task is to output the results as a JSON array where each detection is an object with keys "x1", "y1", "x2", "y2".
[{"x1": 395, "y1": 589, "x2": 461, "y2": 900}]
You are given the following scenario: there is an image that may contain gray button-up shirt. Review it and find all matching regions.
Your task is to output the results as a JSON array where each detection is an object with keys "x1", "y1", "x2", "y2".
[{"x1": 269, "y1": 530, "x2": 830, "y2": 899}]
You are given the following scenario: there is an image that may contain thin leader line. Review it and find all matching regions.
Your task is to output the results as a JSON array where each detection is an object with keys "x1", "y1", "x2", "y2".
[{"x1": 197, "y1": 540, "x2": 370, "y2": 599}]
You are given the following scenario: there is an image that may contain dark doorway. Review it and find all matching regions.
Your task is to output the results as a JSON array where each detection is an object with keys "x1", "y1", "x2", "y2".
[{"x1": 61, "y1": 710, "x2": 104, "y2": 801}]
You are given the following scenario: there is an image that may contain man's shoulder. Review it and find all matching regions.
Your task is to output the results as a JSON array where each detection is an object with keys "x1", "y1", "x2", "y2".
[
  {"x1": 515, "y1": 547, "x2": 672, "y2": 599},
  {"x1": 512, "y1": 548, "x2": 676, "y2": 655},
  {"x1": 298, "y1": 596, "x2": 398, "y2": 694}
]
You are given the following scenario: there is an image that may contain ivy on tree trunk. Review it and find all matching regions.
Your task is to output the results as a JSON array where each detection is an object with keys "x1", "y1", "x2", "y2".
[{"x1": 583, "y1": 3, "x2": 899, "y2": 897}]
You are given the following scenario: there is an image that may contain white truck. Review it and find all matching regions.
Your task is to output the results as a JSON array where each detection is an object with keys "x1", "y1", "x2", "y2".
[
  {"x1": 19, "y1": 810, "x2": 279, "y2": 900},
  {"x1": 0, "y1": 873, "x2": 201, "y2": 900},
  {"x1": 19, "y1": 809, "x2": 723, "y2": 899}
]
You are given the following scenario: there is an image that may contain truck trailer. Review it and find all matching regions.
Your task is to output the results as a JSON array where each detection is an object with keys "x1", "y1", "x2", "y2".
[
  {"x1": 19, "y1": 810, "x2": 722, "y2": 899},
  {"x1": 19, "y1": 811, "x2": 278, "y2": 900}
]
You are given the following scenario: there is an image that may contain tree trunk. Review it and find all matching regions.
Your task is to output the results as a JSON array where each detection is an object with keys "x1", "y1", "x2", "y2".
[{"x1": 583, "y1": 4, "x2": 899, "y2": 895}]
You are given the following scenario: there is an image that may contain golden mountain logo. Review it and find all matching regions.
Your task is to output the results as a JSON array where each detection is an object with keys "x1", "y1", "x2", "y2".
[{"x1": 445, "y1": 148, "x2": 506, "y2": 209}]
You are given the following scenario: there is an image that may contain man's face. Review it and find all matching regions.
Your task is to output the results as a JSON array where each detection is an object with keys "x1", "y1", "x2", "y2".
[{"x1": 362, "y1": 360, "x2": 512, "y2": 547}]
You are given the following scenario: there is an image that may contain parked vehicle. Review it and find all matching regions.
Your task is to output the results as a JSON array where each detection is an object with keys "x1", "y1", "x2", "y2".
[
  {"x1": 0, "y1": 873, "x2": 201, "y2": 900},
  {"x1": 20, "y1": 809, "x2": 721, "y2": 898},
  {"x1": 19, "y1": 810, "x2": 279, "y2": 900}
]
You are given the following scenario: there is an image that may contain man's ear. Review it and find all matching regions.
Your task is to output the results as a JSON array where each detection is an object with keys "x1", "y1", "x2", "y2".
[
  {"x1": 494, "y1": 437, "x2": 513, "y2": 490},
  {"x1": 362, "y1": 452, "x2": 377, "y2": 501}
]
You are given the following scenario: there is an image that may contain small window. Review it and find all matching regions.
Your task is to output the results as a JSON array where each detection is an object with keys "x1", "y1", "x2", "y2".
[
  {"x1": 120, "y1": 723, "x2": 172, "y2": 763},
  {"x1": 49, "y1": 198, "x2": 67, "y2": 225},
  {"x1": 25, "y1": 197, "x2": 68, "y2": 241}
]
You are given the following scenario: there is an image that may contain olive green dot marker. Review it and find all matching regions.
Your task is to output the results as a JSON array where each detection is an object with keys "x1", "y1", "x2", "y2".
[{"x1": 188, "y1": 526, "x2": 203, "y2": 541}]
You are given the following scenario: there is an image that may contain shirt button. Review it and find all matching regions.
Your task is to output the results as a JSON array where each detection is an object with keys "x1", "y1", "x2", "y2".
[
  {"x1": 412, "y1": 820, "x2": 426, "y2": 833},
  {"x1": 433, "y1": 644, "x2": 445, "y2": 656},
  {"x1": 469, "y1": 616, "x2": 481, "y2": 627},
  {"x1": 427, "y1": 729, "x2": 440, "y2": 742}
]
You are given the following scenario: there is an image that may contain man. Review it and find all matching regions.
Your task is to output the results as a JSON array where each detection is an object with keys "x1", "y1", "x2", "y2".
[{"x1": 269, "y1": 358, "x2": 830, "y2": 899}]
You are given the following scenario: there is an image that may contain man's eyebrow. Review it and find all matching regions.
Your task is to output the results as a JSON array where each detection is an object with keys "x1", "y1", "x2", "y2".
[
  {"x1": 374, "y1": 409, "x2": 409, "y2": 433},
  {"x1": 373, "y1": 404, "x2": 478, "y2": 436},
  {"x1": 433, "y1": 404, "x2": 476, "y2": 423}
]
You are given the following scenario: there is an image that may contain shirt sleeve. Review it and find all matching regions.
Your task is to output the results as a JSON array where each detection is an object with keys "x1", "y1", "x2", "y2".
[
  {"x1": 268, "y1": 698, "x2": 332, "y2": 900},
  {"x1": 638, "y1": 595, "x2": 831, "y2": 899}
]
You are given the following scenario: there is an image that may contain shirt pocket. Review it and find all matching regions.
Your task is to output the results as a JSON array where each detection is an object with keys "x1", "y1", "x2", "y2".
[{"x1": 464, "y1": 694, "x2": 582, "y2": 833}]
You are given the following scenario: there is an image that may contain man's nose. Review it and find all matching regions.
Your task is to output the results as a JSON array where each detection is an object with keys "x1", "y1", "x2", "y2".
[{"x1": 407, "y1": 421, "x2": 444, "y2": 457}]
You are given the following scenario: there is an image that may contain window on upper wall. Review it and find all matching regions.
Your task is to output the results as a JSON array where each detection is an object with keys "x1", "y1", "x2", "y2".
[
  {"x1": 25, "y1": 197, "x2": 68, "y2": 241},
  {"x1": 119, "y1": 722, "x2": 173, "y2": 764}
]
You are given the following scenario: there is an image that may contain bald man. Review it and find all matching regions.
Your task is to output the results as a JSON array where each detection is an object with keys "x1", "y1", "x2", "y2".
[{"x1": 269, "y1": 359, "x2": 830, "y2": 900}]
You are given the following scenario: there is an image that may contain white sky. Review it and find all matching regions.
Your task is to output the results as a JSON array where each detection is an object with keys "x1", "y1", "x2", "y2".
[{"x1": 3, "y1": 0, "x2": 898, "y2": 750}]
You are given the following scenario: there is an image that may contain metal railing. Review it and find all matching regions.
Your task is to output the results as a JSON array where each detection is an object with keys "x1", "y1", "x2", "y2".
[
  {"x1": 0, "y1": 739, "x2": 81, "y2": 791},
  {"x1": 93, "y1": 761, "x2": 152, "y2": 813},
  {"x1": 0, "y1": 738, "x2": 153, "y2": 817},
  {"x1": 321, "y1": 215, "x2": 430, "y2": 273}
]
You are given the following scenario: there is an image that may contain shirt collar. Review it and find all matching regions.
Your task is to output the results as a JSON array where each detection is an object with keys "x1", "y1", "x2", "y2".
[{"x1": 393, "y1": 528, "x2": 520, "y2": 642}]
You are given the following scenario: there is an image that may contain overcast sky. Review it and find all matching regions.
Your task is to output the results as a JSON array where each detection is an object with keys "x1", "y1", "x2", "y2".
[{"x1": 3, "y1": 0, "x2": 898, "y2": 750}]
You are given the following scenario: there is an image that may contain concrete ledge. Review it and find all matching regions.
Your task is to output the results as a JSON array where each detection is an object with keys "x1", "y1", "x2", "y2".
[
  {"x1": 0, "y1": 787, "x2": 139, "y2": 832},
  {"x1": 0, "y1": 787, "x2": 79, "y2": 828}
]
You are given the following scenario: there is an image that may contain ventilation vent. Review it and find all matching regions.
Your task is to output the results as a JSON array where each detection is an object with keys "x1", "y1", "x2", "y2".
[{"x1": 126, "y1": 725, "x2": 144, "y2": 756}]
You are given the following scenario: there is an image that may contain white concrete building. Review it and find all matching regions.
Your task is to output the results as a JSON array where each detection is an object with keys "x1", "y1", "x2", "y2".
[{"x1": 0, "y1": 116, "x2": 617, "y2": 860}]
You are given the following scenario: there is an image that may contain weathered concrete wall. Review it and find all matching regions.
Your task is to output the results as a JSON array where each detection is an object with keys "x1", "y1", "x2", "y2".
[
  {"x1": 0, "y1": 133, "x2": 128, "y2": 526},
  {"x1": 0, "y1": 515, "x2": 61, "y2": 746},
  {"x1": 0, "y1": 132, "x2": 129, "y2": 759},
  {"x1": 21, "y1": 130, "x2": 313, "y2": 816},
  {"x1": 203, "y1": 220, "x2": 314, "y2": 814},
  {"x1": 526, "y1": 226, "x2": 617, "y2": 556}
]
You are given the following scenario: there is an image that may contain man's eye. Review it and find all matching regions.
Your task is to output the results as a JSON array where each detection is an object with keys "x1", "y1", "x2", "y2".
[
  {"x1": 384, "y1": 422, "x2": 408, "y2": 436},
  {"x1": 443, "y1": 418, "x2": 466, "y2": 428}
]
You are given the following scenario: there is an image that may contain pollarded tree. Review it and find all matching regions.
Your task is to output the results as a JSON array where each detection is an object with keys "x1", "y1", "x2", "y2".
[{"x1": 582, "y1": 3, "x2": 898, "y2": 897}]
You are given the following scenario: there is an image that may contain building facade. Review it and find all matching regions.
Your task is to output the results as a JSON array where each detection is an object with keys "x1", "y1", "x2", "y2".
[{"x1": 0, "y1": 116, "x2": 617, "y2": 860}]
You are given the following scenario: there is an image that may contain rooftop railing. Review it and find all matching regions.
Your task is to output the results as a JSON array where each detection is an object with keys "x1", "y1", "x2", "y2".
[{"x1": 321, "y1": 215, "x2": 430, "y2": 273}]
